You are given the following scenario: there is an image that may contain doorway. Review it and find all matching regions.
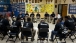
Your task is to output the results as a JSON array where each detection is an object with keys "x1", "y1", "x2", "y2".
[
  {"x1": 58, "y1": 4, "x2": 68, "y2": 18},
  {"x1": 62, "y1": 4, "x2": 67, "y2": 17}
]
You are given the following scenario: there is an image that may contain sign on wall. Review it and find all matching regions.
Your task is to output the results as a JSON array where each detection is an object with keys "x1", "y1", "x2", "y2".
[
  {"x1": 26, "y1": 4, "x2": 54, "y2": 14},
  {"x1": 12, "y1": 3, "x2": 25, "y2": 17},
  {"x1": 69, "y1": 4, "x2": 76, "y2": 14}
]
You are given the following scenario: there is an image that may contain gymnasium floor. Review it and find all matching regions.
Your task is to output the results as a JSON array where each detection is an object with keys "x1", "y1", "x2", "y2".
[{"x1": 0, "y1": 23, "x2": 76, "y2": 43}]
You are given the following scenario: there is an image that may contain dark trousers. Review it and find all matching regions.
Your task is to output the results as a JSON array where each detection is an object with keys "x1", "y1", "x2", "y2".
[
  {"x1": 53, "y1": 18, "x2": 57, "y2": 24},
  {"x1": 51, "y1": 31, "x2": 58, "y2": 40},
  {"x1": 21, "y1": 31, "x2": 36, "y2": 41}
]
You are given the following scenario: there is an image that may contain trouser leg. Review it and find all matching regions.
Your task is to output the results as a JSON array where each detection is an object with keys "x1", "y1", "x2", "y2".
[
  {"x1": 31, "y1": 30, "x2": 36, "y2": 41},
  {"x1": 51, "y1": 31, "x2": 57, "y2": 40}
]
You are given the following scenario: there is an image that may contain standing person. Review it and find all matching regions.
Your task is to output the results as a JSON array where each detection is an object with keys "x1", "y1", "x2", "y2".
[
  {"x1": 44, "y1": 12, "x2": 49, "y2": 22},
  {"x1": 36, "y1": 12, "x2": 41, "y2": 22},
  {"x1": 25, "y1": 11, "x2": 29, "y2": 22},
  {"x1": 30, "y1": 12, "x2": 35, "y2": 22},
  {"x1": 53, "y1": 14, "x2": 61, "y2": 24},
  {"x1": 50, "y1": 12, "x2": 55, "y2": 23}
]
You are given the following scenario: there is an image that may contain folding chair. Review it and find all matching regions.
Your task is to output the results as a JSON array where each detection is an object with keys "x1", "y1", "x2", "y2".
[
  {"x1": 21, "y1": 27, "x2": 33, "y2": 42},
  {"x1": 37, "y1": 28, "x2": 49, "y2": 42},
  {"x1": 54, "y1": 28, "x2": 68, "y2": 43},
  {"x1": 6, "y1": 26, "x2": 20, "y2": 43}
]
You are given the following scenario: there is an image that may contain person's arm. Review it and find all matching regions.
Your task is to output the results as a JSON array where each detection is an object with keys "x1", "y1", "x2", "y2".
[
  {"x1": 54, "y1": 24, "x2": 58, "y2": 31},
  {"x1": 39, "y1": 14, "x2": 41, "y2": 17},
  {"x1": 36, "y1": 14, "x2": 38, "y2": 17},
  {"x1": 28, "y1": 14, "x2": 29, "y2": 16},
  {"x1": 64, "y1": 21, "x2": 67, "y2": 27},
  {"x1": 44, "y1": 14, "x2": 46, "y2": 17},
  {"x1": 38, "y1": 23, "x2": 40, "y2": 34},
  {"x1": 31, "y1": 23, "x2": 33, "y2": 31},
  {"x1": 33, "y1": 14, "x2": 35, "y2": 17},
  {"x1": 30, "y1": 14, "x2": 31, "y2": 17},
  {"x1": 19, "y1": 22, "x2": 21, "y2": 29}
]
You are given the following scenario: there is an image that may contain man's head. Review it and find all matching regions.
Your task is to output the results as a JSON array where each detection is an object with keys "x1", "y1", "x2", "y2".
[
  {"x1": 12, "y1": 16, "x2": 16, "y2": 21},
  {"x1": 45, "y1": 12, "x2": 48, "y2": 14},
  {"x1": 17, "y1": 17, "x2": 21, "y2": 21},
  {"x1": 52, "y1": 12, "x2": 54, "y2": 14},
  {"x1": 37, "y1": 12, "x2": 39, "y2": 14},
  {"x1": 27, "y1": 17, "x2": 31, "y2": 22},
  {"x1": 65, "y1": 16, "x2": 69, "y2": 20},
  {"x1": 68, "y1": 15, "x2": 70, "y2": 19},
  {"x1": 57, "y1": 19, "x2": 62, "y2": 23},
  {"x1": 0, "y1": 15, "x2": 4, "y2": 18},
  {"x1": 20, "y1": 12, "x2": 22, "y2": 15},
  {"x1": 32, "y1": 12, "x2": 34, "y2": 14},
  {"x1": 71, "y1": 15, "x2": 75, "y2": 18},
  {"x1": 40, "y1": 19, "x2": 45, "y2": 23},
  {"x1": 26, "y1": 11, "x2": 28, "y2": 14}
]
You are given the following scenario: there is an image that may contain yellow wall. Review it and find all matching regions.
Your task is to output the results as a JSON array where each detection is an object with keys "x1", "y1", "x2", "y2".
[{"x1": 25, "y1": 0, "x2": 55, "y2": 18}]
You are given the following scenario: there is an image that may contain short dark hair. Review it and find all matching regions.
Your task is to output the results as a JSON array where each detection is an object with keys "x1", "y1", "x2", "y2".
[
  {"x1": 65, "y1": 16, "x2": 69, "y2": 19},
  {"x1": 17, "y1": 17, "x2": 21, "y2": 21},
  {"x1": 27, "y1": 17, "x2": 31, "y2": 22}
]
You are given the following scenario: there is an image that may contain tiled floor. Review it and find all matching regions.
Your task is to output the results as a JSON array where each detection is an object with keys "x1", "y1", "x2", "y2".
[{"x1": 0, "y1": 23, "x2": 76, "y2": 43}]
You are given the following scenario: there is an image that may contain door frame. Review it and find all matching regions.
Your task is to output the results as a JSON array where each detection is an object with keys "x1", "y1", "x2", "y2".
[{"x1": 58, "y1": 4, "x2": 68, "y2": 17}]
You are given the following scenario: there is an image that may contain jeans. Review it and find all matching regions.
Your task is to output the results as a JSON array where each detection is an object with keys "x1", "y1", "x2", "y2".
[{"x1": 51, "y1": 31, "x2": 58, "y2": 40}]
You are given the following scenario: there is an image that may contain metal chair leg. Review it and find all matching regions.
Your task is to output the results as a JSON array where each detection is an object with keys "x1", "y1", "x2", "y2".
[{"x1": 6, "y1": 37, "x2": 9, "y2": 42}]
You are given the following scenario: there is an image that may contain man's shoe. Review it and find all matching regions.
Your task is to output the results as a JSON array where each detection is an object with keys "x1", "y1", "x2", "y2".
[
  {"x1": 31, "y1": 38, "x2": 34, "y2": 42},
  {"x1": 53, "y1": 23, "x2": 55, "y2": 24},
  {"x1": 50, "y1": 39, "x2": 54, "y2": 42}
]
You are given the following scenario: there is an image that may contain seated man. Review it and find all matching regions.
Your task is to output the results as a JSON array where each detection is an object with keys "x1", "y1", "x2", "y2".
[
  {"x1": 44, "y1": 12, "x2": 49, "y2": 22},
  {"x1": 22, "y1": 17, "x2": 35, "y2": 41},
  {"x1": 53, "y1": 14, "x2": 61, "y2": 24},
  {"x1": 36, "y1": 12, "x2": 41, "y2": 21},
  {"x1": 24, "y1": 11, "x2": 29, "y2": 22},
  {"x1": 11, "y1": 18, "x2": 21, "y2": 38},
  {"x1": 30, "y1": 12, "x2": 35, "y2": 22},
  {"x1": 50, "y1": 12, "x2": 55, "y2": 23},
  {"x1": 50, "y1": 19, "x2": 62, "y2": 41},
  {"x1": 64, "y1": 16, "x2": 75, "y2": 31},
  {"x1": 38, "y1": 19, "x2": 49, "y2": 40}
]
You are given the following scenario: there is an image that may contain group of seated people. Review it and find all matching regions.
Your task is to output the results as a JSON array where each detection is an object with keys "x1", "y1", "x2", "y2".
[
  {"x1": 11, "y1": 11, "x2": 60, "y2": 24},
  {"x1": 0, "y1": 12, "x2": 76, "y2": 42}
]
